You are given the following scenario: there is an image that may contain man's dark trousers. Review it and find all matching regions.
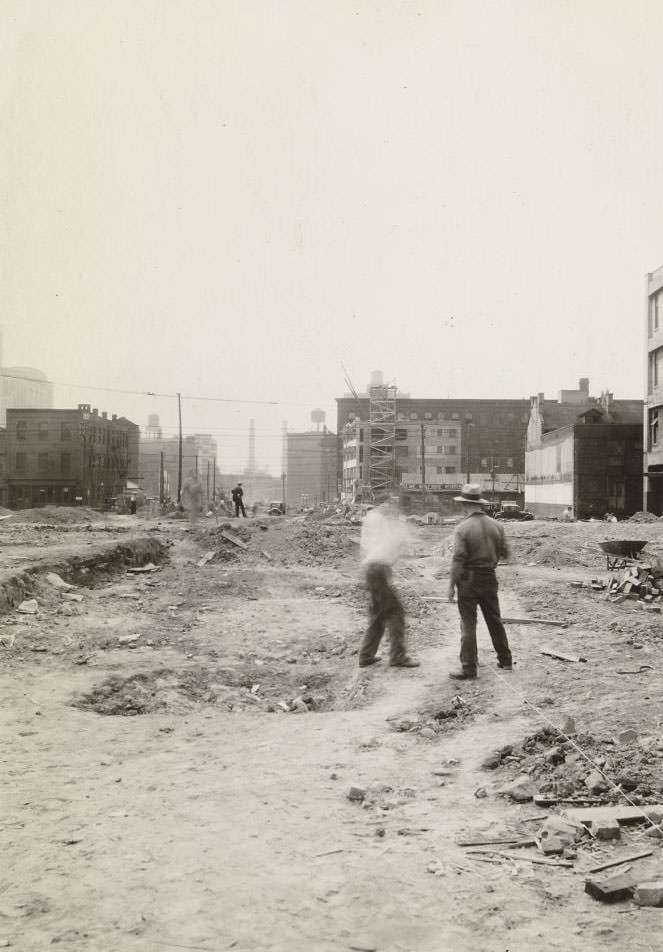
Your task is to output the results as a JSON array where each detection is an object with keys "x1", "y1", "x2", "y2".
[
  {"x1": 457, "y1": 568, "x2": 511, "y2": 674},
  {"x1": 359, "y1": 562, "x2": 407, "y2": 664},
  {"x1": 234, "y1": 499, "x2": 246, "y2": 517}
]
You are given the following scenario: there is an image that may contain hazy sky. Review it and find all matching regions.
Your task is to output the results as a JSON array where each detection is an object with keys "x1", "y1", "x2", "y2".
[{"x1": 3, "y1": 0, "x2": 663, "y2": 472}]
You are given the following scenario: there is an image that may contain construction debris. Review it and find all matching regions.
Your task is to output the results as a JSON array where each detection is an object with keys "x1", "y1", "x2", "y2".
[
  {"x1": 585, "y1": 870, "x2": 638, "y2": 903},
  {"x1": 540, "y1": 649, "x2": 587, "y2": 664}
]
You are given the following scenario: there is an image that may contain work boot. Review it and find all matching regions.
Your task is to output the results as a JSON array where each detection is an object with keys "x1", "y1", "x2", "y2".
[
  {"x1": 496, "y1": 661, "x2": 513, "y2": 671},
  {"x1": 358, "y1": 657, "x2": 381, "y2": 668},
  {"x1": 448, "y1": 668, "x2": 477, "y2": 680},
  {"x1": 390, "y1": 656, "x2": 420, "y2": 668}
]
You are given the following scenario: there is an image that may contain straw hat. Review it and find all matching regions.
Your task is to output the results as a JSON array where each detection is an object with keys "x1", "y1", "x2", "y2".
[{"x1": 453, "y1": 483, "x2": 489, "y2": 504}]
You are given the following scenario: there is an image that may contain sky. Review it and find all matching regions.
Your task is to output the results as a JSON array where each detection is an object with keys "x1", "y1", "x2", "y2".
[{"x1": 2, "y1": 0, "x2": 663, "y2": 473}]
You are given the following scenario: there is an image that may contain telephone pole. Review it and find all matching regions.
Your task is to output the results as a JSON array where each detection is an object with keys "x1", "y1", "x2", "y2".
[
  {"x1": 420, "y1": 423, "x2": 426, "y2": 509},
  {"x1": 177, "y1": 392, "x2": 183, "y2": 503}
]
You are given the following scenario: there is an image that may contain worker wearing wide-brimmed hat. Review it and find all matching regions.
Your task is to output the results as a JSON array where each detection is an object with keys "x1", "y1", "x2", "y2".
[{"x1": 447, "y1": 483, "x2": 513, "y2": 679}]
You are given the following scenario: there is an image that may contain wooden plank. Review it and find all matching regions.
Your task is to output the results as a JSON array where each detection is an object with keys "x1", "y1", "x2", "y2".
[
  {"x1": 457, "y1": 837, "x2": 536, "y2": 848},
  {"x1": 540, "y1": 649, "x2": 587, "y2": 663},
  {"x1": 587, "y1": 850, "x2": 653, "y2": 875},
  {"x1": 220, "y1": 531, "x2": 248, "y2": 550},
  {"x1": 564, "y1": 804, "x2": 663, "y2": 826},
  {"x1": 501, "y1": 616, "x2": 568, "y2": 627}
]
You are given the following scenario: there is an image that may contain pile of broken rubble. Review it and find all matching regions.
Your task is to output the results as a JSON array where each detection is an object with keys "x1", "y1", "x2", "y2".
[
  {"x1": 483, "y1": 722, "x2": 663, "y2": 804},
  {"x1": 470, "y1": 720, "x2": 663, "y2": 905}
]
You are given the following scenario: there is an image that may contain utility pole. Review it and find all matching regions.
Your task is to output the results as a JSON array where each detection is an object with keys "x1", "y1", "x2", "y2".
[
  {"x1": 281, "y1": 471, "x2": 287, "y2": 512},
  {"x1": 420, "y1": 424, "x2": 426, "y2": 510},
  {"x1": 206, "y1": 460, "x2": 210, "y2": 507},
  {"x1": 159, "y1": 451, "x2": 164, "y2": 504},
  {"x1": 177, "y1": 392, "x2": 183, "y2": 503},
  {"x1": 213, "y1": 461, "x2": 216, "y2": 500},
  {"x1": 465, "y1": 422, "x2": 473, "y2": 483}
]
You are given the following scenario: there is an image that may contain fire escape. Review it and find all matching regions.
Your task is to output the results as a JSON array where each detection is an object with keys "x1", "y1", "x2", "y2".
[{"x1": 368, "y1": 382, "x2": 397, "y2": 498}]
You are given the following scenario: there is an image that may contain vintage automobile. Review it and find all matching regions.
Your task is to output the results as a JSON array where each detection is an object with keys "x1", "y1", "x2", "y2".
[
  {"x1": 267, "y1": 500, "x2": 286, "y2": 515},
  {"x1": 493, "y1": 502, "x2": 534, "y2": 521}
]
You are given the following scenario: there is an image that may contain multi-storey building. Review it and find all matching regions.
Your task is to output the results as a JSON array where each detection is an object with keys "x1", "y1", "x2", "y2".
[
  {"x1": 5, "y1": 404, "x2": 139, "y2": 509},
  {"x1": 525, "y1": 382, "x2": 643, "y2": 519},
  {"x1": 138, "y1": 418, "x2": 219, "y2": 503},
  {"x1": 646, "y1": 265, "x2": 663, "y2": 513},
  {"x1": 337, "y1": 390, "x2": 529, "y2": 508},
  {"x1": 286, "y1": 430, "x2": 338, "y2": 510}
]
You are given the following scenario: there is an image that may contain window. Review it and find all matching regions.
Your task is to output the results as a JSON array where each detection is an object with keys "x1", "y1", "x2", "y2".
[
  {"x1": 465, "y1": 412, "x2": 473, "y2": 421},
  {"x1": 15, "y1": 452, "x2": 26, "y2": 472},
  {"x1": 395, "y1": 429, "x2": 408, "y2": 441},
  {"x1": 451, "y1": 412, "x2": 459, "y2": 420},
  {"x1": 445, "y1": 445, "x2": 457, "y2": 455},
  {"x1": 424, "y1": 411, "x2": 432, "y2": 420},
  {"x1": 38, "y1": 452, "x2": 49, "y2": 473},
  {"x1": 61, "y1": 422, "x2": 71, "y2": 441},
  {"x1": 437, "y1": 412, "x2": 445, "y2": 421},
  {"x1": 16, "y1": 421, "x2": 26, "y2": 441},
  {"x1": 61, "y1": 453, "x2": 71, "y2": 475},
  {"x1": 651, "y1": 410, "x2": 659, "y2": 447},
  {"x1": 38, "y1": 422, "x2": 48, "y2": 441},
  {"x1": 445, "y1": 465, "x2": 456, "y2": 474},
  {"x1": 481, "y1": 457, "x2": 488, "y2": 468},
  {"x1": 436, "y1": 466, "x2": 443, "y2": 474},
  {"x1": 507, "y1": 457, "x2": 513, "y2": 468},
  {"x1": 409, "y1": 412, "x2": 418, "y2": 420},
  {"x1": 446, "y1": 428, "x2": 458, "y2": 438},
  {"x1": 397, "y1": 412, "x2": 406, "y2": 421}
]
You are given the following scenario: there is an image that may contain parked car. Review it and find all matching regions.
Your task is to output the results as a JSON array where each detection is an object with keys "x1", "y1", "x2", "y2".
[
  {"x1": 268, "y1": 501, "x2": 286, "y2": 515},
  {"x1": 494, "y1": 502, "x2": 534, "y2": 521}
]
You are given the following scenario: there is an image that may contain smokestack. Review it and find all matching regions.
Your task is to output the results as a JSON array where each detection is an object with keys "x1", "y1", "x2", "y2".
[{"x1": 247, "y1": 419, "x2": 256, "y2": 476}]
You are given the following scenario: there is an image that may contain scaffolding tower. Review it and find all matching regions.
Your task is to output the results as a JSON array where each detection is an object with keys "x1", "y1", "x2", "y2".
[{"x1": 368, "y1": 382, "x2": 398, "y2": 498}]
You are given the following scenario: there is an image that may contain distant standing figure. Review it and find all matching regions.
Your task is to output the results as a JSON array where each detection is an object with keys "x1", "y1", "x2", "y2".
[
  {"x1": 358, "y1": 500, "x2": 420, "y2": 669},
  {"x1": 181, "y1": 473, "x2": 203, "y2": 524},
  {"x1": 232, "y1": 482, "x2": 247, "y2": 518},
  {"x1": 563, "y1": 506, "x2": 574, "y2": 522},
  {"x1": 129, "y1": 496, "x2": 137, "y2": 515},
  {"x1": 447, "y1": 483, "x2": 513, "y2": 680}
]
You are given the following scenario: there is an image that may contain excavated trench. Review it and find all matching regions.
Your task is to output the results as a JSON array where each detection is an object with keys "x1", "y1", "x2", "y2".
[{"x1": 0, "y1": 535, "x2": 169, "y2": 614}]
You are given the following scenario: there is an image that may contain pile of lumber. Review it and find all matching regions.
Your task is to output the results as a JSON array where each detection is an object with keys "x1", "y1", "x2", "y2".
[{"x1": 601, "y1": 561, "x2": 663, "y2": 607}]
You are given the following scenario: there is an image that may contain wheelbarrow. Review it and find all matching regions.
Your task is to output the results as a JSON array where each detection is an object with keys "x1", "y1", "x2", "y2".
[{"x1": 598, "y1": 540, "x2": 648, "y2": 571}]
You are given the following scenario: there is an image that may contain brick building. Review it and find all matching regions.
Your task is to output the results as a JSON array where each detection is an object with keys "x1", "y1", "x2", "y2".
[
  {"x1": 285, "y1": 430, "x2": 338, "y2": 510},
  {"x1": 525, "y1": 382, "x2": 643, "y2": 519},
  {"x1": 5, "y1": 404, "x2": 139, "y2": 509},
  {"x1": 337, "y1": 392, "x2": 529, "y2": 509}
]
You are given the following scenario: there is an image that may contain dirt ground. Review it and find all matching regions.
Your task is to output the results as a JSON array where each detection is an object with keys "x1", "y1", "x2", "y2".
[{"x1": 3, "y1": 510, "x2": 663, "y2": 951}]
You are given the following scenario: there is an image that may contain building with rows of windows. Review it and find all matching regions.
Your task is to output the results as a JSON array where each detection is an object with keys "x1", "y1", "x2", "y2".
[
  {"x1": 2, "y1": 404, "x2": 139, "y2": 509},
  {"x1": 337, "y1": 392, "x2": 529, "y2": 509}
]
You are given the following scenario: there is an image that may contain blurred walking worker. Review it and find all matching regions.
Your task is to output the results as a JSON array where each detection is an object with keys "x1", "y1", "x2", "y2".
[
  {"x1": 358, "y1": 500, "x2": 420, "y2": 669},
  {"x1": 232, "y1": 482, "x2": 247, "y2": 518},
  {"x1": 447, "y1": 483, "x2": 512, "y2": 680}
]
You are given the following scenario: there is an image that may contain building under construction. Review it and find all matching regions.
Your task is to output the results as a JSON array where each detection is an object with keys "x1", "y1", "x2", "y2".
[{"x1": 338, "y1": 371, "x2": 529, "y2": 509}]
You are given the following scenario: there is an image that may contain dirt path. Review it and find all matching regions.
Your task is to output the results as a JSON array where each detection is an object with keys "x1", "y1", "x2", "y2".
[{"x1": 3, "y1": 517, "x2": 663, "y2": 951}]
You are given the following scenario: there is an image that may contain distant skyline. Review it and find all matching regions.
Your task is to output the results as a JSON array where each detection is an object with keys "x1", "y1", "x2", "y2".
[{"x1": 3, "y1": 1, "x2": 663, "y2": 472}]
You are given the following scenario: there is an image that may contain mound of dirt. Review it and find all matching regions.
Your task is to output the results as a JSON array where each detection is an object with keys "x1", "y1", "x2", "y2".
[
  {"x1": 629, "y1": 511, "x2": 659, "y2": 523},
  {"x1": 8, "y1": 505, "x2": 95, "y2": 524}
]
